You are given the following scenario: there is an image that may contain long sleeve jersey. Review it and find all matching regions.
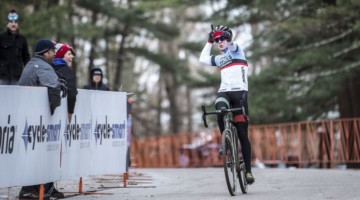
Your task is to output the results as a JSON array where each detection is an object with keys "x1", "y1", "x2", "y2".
[{"x1": 199, "y1": 42, "x2": 249, "y2": 92}]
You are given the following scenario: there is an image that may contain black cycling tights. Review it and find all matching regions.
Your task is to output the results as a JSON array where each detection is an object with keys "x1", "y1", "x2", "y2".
[
  {"x1": 234, "y1": 122, "x2": 252, "y2": 173},
  {"x1": 217, "y1": 117, "x2": 252, "y2": 173},
  {"x1": 215, "y1": 91, "x2": 252, "y2": 173}
]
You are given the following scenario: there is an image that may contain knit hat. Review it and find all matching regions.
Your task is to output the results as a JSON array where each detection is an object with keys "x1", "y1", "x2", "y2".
[
  {"x1": 7, "y1": 9, "x2": 19, "y2": 21},
  {"x1": 91, "y1": 68, "x2": 103, "y2": 76},
  {"x1": 34, "y1": 39, "x2": 55, "y2": 55},
  {"x1": 54, "y1": 43, "x2": 75, "y2": 58}
]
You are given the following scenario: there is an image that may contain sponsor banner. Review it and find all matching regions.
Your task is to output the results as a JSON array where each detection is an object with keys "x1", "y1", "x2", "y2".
[
  {"x1": 90, "y1": 91, "x2": 127, "y2": 175},
  {"x1": 0, "y1": 86, "x2": 21, "y2": 188},
  {"x1": 0, "y1": 86, "x2": 127, "y2": 188},
  {"x1": 15, "y1": 86, "x2": 65, "y2": 187},
  {"x1": 60, "y1": 89, "x2": 92, "y2": 179},
  {"x1": 0, "y1": 86, "x2": 65, "y2": 187}
]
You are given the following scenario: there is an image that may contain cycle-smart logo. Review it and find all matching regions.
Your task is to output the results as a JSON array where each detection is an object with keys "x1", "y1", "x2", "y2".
[
  {"x1": 93, "y1": 116, "x2": 126, "y2": 147},
  {"x1": 0, "y1": 115, "x2": 15, "y2": 154},
  {"x1": 63, "y1": 115, "x2": 91, "y2": 149},
  {"x1": 21, "y1": 116, "x2": 61, "y2": 152}
]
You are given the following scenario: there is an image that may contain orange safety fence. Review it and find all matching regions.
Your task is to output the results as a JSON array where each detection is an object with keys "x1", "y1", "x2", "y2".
[{"x1": 131, "y1": 118, "x2": 360, "y2": 168}]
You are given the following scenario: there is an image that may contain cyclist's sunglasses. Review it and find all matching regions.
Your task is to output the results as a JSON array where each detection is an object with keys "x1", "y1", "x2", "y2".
[{"x1": 214, "y1": 36, "x2": 226, "y2": 43}]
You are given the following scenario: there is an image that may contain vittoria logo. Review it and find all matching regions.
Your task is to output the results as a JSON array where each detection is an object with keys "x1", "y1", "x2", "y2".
[{"x1": 0, "y1": 115, "x2": 15, "y2": 154}]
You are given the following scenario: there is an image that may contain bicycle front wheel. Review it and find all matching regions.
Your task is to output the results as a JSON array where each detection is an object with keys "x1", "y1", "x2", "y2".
[
  {"x1": 222, "y1": 129, "x2": 237, "y2": 196},
  {"x1": 238, "y1": 162, "x2": 248, "y2": 194}
]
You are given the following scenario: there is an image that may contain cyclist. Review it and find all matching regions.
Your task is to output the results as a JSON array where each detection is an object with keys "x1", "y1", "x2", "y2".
[{"x1": 199, "y1": 25, "x2": 254, "y2": 184}]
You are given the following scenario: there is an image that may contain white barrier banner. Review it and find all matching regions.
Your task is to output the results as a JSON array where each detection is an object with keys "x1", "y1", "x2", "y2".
[
  {"x1": 16, "y1": 86, "x2": 66, "y2": 186},
  {"x1": 0, "y1": 86, "x2": 65, "y2": 187},
  {"x1": 60, "y1": 89, "x2": 92, "y2": 179},
  {"x1": 90, "y1": 91, "x2": 127, "y2": 175},
  {"x1": 0, "y1": 86, "x2": 22, "y2": 188},
  {"x1": 0, "y1": 86, "x2": 127, "y2": 188}
]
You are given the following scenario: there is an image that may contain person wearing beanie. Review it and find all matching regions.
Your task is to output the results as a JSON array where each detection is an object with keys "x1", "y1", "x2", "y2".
[
  {"x1": 53, "y1": 42, "x2": 78, "y2": 122},
  {"x1": 18, "y1": 39, "x2": 66, "y2": 199},
  {"x1": 83, "y1": 67, "x2": 110, "y2": 90},
  {"x1": 0, "y1": 9, "x2": 30, "y2": 85}
]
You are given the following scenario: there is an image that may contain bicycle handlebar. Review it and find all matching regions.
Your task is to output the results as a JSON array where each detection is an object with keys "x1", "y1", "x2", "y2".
[{"x1": 201, "y1": 106, "x2": 244, "y2": 128}]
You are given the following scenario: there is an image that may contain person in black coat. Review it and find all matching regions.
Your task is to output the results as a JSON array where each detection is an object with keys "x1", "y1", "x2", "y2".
[
  {"x1": 0, "y1": 9, "x2": 30, "y2": 85},
  {"x1": 53, "y1": 43, "x2": 78, "y2": 122},
  {"x1": 83, "y1": 67, "x2": 110, "y2": 91}
]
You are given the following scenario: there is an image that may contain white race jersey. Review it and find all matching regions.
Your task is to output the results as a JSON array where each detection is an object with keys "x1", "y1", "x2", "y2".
[{"x1": 199, "y1": 42, "x2": 248, "y2": 92}]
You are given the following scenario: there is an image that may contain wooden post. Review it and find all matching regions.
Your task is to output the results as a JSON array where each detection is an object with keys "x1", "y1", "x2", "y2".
[
  {"x1": 39, "y1": 184, "x2": 44, "y2": 200},
  {"x1": 123, "y1": 172, "x2": 128, "y2": 187},
  {"x1": 78, "y1": 177, "x2": 83, "y2": 193}
]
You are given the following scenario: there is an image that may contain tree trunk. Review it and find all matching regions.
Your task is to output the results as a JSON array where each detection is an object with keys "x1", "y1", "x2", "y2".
[
  {"x1": 156, "y1": 74, "x2": 163, "y2": 135},
  {"x1": 164, "y1": 72, "x2": 179, "y2": 134},
  {"x1": 338, "y1": 77, "x2": 360, "y2": 168},
  {"x1": 349, "y1": 78, "x2": 360, "y2": 117},
  {"x1": 68, "y1": 0, "x2": 77, "y2": 87},
  {"x1": 338, "y1": 77, "x2": 360, "y2": 118},
  {"x1": 113, "y1": 0, "x2": 133, "y2": 90},
  {"x1": 113, "y1": 20, "x2": 131, "y2": 91},
  {"x1": 104, "y1": 32, "x2": 111, "y2": 89},
  {"x1": 88, "y1": 11, "x2": 98, "y2": 75},
  {"x1": 186, "y1": 86, "x2": 193, "y2": 132}
]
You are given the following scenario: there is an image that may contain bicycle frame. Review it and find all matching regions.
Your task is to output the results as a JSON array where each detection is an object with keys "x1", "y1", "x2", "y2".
[
  {"x1": 201, "y1": 105, "x2": 248, "y2": 195},
  {"x1": 202, "y1": 106, "x2": 242, "y2": 168}
]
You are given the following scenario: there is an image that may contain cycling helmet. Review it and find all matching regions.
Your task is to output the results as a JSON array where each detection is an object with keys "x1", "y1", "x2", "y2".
[{"x1": 212, "y1": 25, "x2": 233, "y2": 41}]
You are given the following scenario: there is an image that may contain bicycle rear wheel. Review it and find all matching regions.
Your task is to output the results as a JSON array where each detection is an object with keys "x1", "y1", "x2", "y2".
[
  {"x1": 222, "y1": 130, "x2": 237, "y2": 196},
  {"x1": 238, "y1": 161, "x2": 248, "y2": 194}
]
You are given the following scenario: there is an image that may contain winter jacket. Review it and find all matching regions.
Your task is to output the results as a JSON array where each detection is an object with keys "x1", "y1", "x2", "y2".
[
  {"x1": 19, "y1": 56, "x2": 61, "y2": 115},
  {"x1": 0, "y1": 28, "x2": 30, "y2": 82},
  {"x1": 83, "y1": 67, "x2": 110, "y2": 91},
  {"x1": 53, "y1": 58, "x2": 78, "y2": 114}
]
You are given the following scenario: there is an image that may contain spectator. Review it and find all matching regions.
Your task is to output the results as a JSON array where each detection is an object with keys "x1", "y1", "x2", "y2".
[
  {"x1": 126, "y1": 95, "x2": 133, "y2": 171},
  {"x1": 53, "y1": 42, "x2": 78, "y2": 122},
  {"x1": 0, "y1": 9, "x2": 30, "y2": 85},
  {"x1": 83, "y1": 67, "x2": 110, "y2": 90},
  {"x1": 18, "y1": 38, "x2": 65, "y2": 199}
]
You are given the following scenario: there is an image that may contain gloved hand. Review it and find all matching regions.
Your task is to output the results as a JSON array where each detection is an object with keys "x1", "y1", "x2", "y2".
[
  {"x1": 208, "y1": 30, "x2": 215, "y2": 43},
  {"x1": 48, "y1": 87, "x2": 61, "y2": 115},
  {"x1": 59, "y1": 78, "x2": 68, "y2": 98},
  {"x1": 221, "y1": 31, "x2": 232, "y2": 42},
  {"x1": 212, "y1": 31, "x2": 223, "y2": 41},
  {"x1": 50, "y1": 103, "x2": 57, "y2": 115}
]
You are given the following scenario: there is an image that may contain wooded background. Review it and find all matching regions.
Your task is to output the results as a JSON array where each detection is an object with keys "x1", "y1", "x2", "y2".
[{"x1": 1, "y1": 0, "x2": 359, "y2": 137}]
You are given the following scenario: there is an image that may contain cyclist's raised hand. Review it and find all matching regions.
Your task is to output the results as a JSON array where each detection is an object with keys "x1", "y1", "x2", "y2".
[
  {"x1": 208, "y1": 25, "x2": 215, "y2": 43},
  {"x1": 221, "y1": 31, "x2": 232, "y2": 42}
]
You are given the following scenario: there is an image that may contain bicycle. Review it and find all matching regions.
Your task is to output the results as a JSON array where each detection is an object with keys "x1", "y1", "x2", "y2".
[{"x1": 201, "y1": 105, "x2": 248, "y2": 196}]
